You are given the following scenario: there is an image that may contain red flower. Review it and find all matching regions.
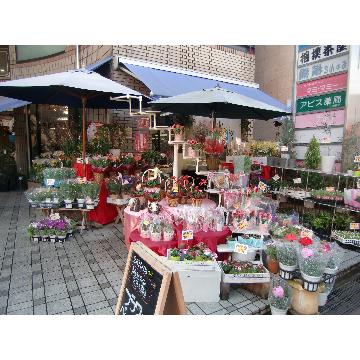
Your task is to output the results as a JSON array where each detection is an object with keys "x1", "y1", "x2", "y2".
[
  {"x1": 299, "y1": 237, "x2": 313, "y2": 246},
  {"x1": 284, "y1": 233, "x2": 298, "y2": 242}
]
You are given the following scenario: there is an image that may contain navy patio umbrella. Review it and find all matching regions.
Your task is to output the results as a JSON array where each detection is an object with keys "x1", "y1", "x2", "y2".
[{"x1": 0, "y1": 68, "x2": 149, "y2": 159}]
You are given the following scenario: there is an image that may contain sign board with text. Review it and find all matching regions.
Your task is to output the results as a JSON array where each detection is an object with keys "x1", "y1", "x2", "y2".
[
  {"x1": 296, "y1": 91, "x2": 346, "y2": 113},
  {"x1": 297, "y1": 55, "x2": 348, "y2": 83},
  {"x1": 298, "y1": 45, "x2": 348, "y2": 67},
  {"x1": 295, "y1": 110, "x2": 345, "y2": 129}
]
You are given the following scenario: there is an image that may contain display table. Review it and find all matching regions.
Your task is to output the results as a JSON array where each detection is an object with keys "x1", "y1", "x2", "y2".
[
  {"x1": 73, "y1": 163, "x2": 94, "y2": 180},
  {"x1": 123, "y1": 198, "x2": 217, "y2": 248},
  {"x1": 88, "y1": 181, "x2": 117, "y2": 225},
  {"x1": 106, "y1": 197, "x2": 129, "y2": 224}
]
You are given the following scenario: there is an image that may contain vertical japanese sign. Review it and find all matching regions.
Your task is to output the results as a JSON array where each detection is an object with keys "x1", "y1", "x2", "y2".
[{"x1": 135, "y1": 132, "x2": 149, "y2": 152}]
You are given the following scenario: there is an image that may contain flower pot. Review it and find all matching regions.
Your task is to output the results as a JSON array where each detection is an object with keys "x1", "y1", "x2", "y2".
[
  {"x1": 321, "y1": 155, "x2": 336, "y2": 173},
  {"x1": 167, "y1": 197, "x2": 178, "y2": 207},
  {"x1": 93, "y1": 172, "x2": 104, "y2": 184},
  {"x1": 267, "y1": 257, "x2": 279, "y2": 274},
  {"x1": 32, "y1": 235, "x2": 41, "y2": 243},
  {"x1": 77, "y1": 199, "x2": 85, "y2": 208},
  {"x1": 50, "y1": 235, "x2": 57, "y2": 243},
  {"x1": 174, "y1": 133, "x2": 184, "y2": 142},
  {"x1": 259, "y1": 223, "x2": 269, "y2": 234},
  {"x1": 86, "y1": 202, "x2": 95, "y2": 210},
  {"x1": 270, "y1": 306, "x2": 288, "y2": 315},
  {"x1": 57, "y1": 235, "x2": 66, "y2": 243},
  {"x1": 279, "y1": 263, "x2": 297, "y2": 280},
  {"x1": 188, "y1": 147, "x2": 199, "y2": 158},
  {"x1": 64, "y1": 200, "x2": 73, "y2": 209},
  {"x1": 206, "y1": 155, "x2": 220, "y2": 171},
  {"x1": 163, "y1": 232, "x2": 174, "y2": 241},
  {"x1": 301, "y1": 272, "x2": 322, "y2": 292},
  {"x1": 324, "y1": 266, "x2": 338, "y2": 275},
  {"x1": 191, "y1": 198, "x2": 203, "y2": 207},
  {"x1": 170, "y1": 256, "x2": 180, "y2": 261}
]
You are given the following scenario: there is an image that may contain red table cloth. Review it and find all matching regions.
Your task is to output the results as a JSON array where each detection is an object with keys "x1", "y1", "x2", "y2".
[
  {"x1": 73, "y1": 163, "x2": 94, "y2": 181},
  {"x1": 88, "y1": 180, "x2": 117, "y2": 225},
  {"x1": 261, "y1": 165, "x2": 272, "y2": 180}
]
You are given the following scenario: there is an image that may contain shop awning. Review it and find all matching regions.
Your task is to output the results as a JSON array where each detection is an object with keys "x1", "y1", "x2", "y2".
[
  {"x1": 119, "y1": 59, "x2": 289, "y2": 111},
  {"x1": 86, "y1": 56, "x2": 112, "y2": 71},
  {"x1": 0, "y1": 96, "x2": 30, "y2": 112}
]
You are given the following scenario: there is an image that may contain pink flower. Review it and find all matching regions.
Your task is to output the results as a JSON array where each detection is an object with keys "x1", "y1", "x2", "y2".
[
  {"x1": 272, "y1": 286, "x2": 284, "y2": 298},
  {"x1": 301, "y1": 247, "x2": 314, "y2": 258}
]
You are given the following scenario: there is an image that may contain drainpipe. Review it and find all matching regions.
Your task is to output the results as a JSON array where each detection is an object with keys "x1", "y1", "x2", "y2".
[{"x1": 76, "y1": 45, "x2": 80, "y2": 69}]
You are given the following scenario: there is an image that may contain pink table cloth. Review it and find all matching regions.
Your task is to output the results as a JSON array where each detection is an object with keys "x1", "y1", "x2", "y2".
[{"x1": 123, "y1": 198, "x2": 217, "y2": 248}]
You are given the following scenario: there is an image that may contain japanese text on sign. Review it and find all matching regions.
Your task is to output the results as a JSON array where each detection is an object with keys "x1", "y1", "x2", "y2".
[
  {"x1": 297, "y1": 55, "x2": 348, "y2": 82},
  {"x1": 296, "y1": 91, "x2": 346, "y2": 113},
  {"x1": 350, "y1": 223, "x2": 360, "y2": 230},
  {"x1": 298, "y1": 45, "x2": 348, "y2": 67}
]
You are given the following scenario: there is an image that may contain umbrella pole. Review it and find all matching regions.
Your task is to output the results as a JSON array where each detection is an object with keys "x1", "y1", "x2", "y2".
[
  {"x1": 212, "y1": 110, "x2": 216, "y2": 129},
  {"x1": 82, "y1": 97, "x2": 87, "y2": 171}
]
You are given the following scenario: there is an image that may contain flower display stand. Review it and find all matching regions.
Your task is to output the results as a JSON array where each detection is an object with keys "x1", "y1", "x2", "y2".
[
  {"x1": 164, "y1": 257, "x2": 222, "y2": 302},
  {"x1": 288, "y1": 279, "x2": 319, "y2": 315}
]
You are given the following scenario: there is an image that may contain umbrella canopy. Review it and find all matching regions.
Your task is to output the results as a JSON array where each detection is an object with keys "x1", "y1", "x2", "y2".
[
  {"x1": 0, "y1": 68, "x2": 147, "y2": 108},
  {"x1": 0, "y1": 68, "x2": 149, "y2": 159},
  {"x1": 150, "y1": 86, "x2": 290, "y2": 120}
]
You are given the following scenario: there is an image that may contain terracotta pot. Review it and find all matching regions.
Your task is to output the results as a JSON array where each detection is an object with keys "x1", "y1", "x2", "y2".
[
  {"x1": 206, "y1": 155, "x2": 220, "y2": 171},
  {"x1": 267, "y1": 257, "x2": 279, "y2": 274}
]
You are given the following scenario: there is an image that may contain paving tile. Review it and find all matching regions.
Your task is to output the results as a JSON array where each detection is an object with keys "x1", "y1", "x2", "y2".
[
  {"x1": 74, "y1": 306, "x2": 87, "y2": 315},
  {"x1": 0, "y1": 307, "x2": 6, "y2": 315},
  {"x1": 77, "y1": 277, "x2": 98, "y2": 289},
  {"x1": 34, "y1": 304, "x2": 47, "y2": 315},
  {"x1": 46, "y1": 298, "x2": 72, "y2": 315},
  {"x1": 79, "y1": 285, "x2": 101, "y2": 295},
  {"x1": 70, "y1": 295, "x2": 84, "y2": 309},
  {"x1": 68, "y1": 289, "x2": 81, "y2": 297},
  {"x1": 228, "y1": 291, "x2": 249, "y2": 305},
  {"x1": 45, "y1": 283, "x2": 67, "y2": 297},
  {"x1": 0, "y1": 296, "x2": 8, "y2": 307},
  {"x1": 86, "y1": 300, "x2": 109, "y2": 313},
  {"x1": 102, "y1": 287, "x2": 117, "y2": 300},
  {"x1": 89, "y1": 307, "x2": 114, "y2": 315},
  {"x1": 7, "y1": 307, "x2": 34, "y2": 315},
  {"x1": 0, "y1": 289, "x2": 8, "y2": 297},
  {"x1": 33, "y1": 297, "x2": 46, "y2": 306},
  {"x1": 8, "y1": 290, "x2": 32, "y2": 305},
  {"x1": 32, "y1": 287, "x2": 45, "y2": 300},
  {"x1": 211, "y1": 308, "x2": 230, "y2": 315},
  {"x1": 99, "y1": 282, "x2": 111, "y2": 290},
  {"x1": 186, "y1": 303, "x2": 206, "y2": 315},
  {"x1": 7, "y1": 300, "x2": 33, "y2": 313},
  {"x1": 82, "y1": 290, "x2": 106, "y2": 305},
  {"x1": 196, "y1": 302, "x2": 223, "y2": 315}
]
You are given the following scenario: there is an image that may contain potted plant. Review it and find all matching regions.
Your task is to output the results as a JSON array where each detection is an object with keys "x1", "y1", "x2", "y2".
[
  {"x1": 172, "y1": 124, "x2": 185, "y2": 141},
  {"x1": 145, "y1": 191, "x2": 161, "y2": 204},
  {"x1": 187, "y1": 139, "x2": 203, "y2": 157},
  {"x1": 163, "y1": 223, "x2": 175, "y2": 241},
  {"x1": 203, "y1": 138, "x2": 225, "y2": 171},
  {"x1": 169, "y1": 248, "x2": 181, "y2": 261},
  {"x1": 190, "y1": 186, "x2": 206, "y2": 206},
  {"x1": 89, "y1": 155, "x2": 110, "y2": 183},
  {"x1": 149, "y1": 222, "x2": 162, "y2": 241},
  {"x1": 305, "y1": 136, "x2": 321, "y2": 170},
  {"x1": 268, "y1": 276, "x2": 292, "y2": 315},
  {"x1": 141, "y1": 150, "x2": 163, "y2": 168},
  {"x1": 139, "y1": 218, "x2": 151, "y2": 238},
  {"x1": 258, "y1": 211, "x2": 271, "y2": 234},
  {"x1": 265, "y1": 243, "x2": 279, "y2": 274},
  {"x1": 321, "y1": 241, "x2": 342, "y2": 278},
  {"x1": 275, "y1": 237, "x2": 298, "y2": 279},
  {"x1": 120, "y1": 153, "x2": 136, "y2": 175},
  {"x1": 28, "y1": 222, "x2": 41, "y2": 242},
  {"x1": 166, "y1": 191, "x2": 178, "y2": 207},
  {"x1": 82, "y1": 182, "x2": 100, "y2": 209},
  {"x1": 60, "y1": 183, "x2": 76, "y2": 209},
  {"x1": 297, "y1": 244, "x2": 330, "y2": 292},
  {"x1": 107, "y1": 178, "x2": 122, "y2": 198}
]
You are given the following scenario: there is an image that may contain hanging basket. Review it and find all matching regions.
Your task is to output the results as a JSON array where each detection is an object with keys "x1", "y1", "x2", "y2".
[
  {"x1": 93, "y1": 172, "x2": 104, "y2": 184},
  {"x1": 206, "y1": 155, "x2": 220, "y2": 171}
]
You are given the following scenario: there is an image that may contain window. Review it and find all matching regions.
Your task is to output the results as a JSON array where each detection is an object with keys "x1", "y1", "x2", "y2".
[
  {"x1": 0, "y1": 46, "x2": 10, "y2": 77},
  {"x1": 15, "y1": 45, "x2": 66, "y2": 62}
]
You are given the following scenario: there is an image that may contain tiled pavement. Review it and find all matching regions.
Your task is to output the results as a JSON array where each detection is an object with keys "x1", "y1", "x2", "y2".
[{"x1": 0, "y1": 191, "x2": 359, "y2": 315}]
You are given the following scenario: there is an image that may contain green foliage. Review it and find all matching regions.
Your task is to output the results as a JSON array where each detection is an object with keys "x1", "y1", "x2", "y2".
[
  {"x1": 311, "y1": 211, "x2": 332, "y2": 232},
  {"x1": 62, "y1": 136, "x2": 81, "y2": 158},
  {"x1": 305, "y1": 136, "x2": 321, "y2": 169},
  {"x1": 300, "y1": 172, "x2": 323, "y2": 190},
  {"x1": 333, "y1": 213, "x2": 354, "y2": 231},
  {"x1": 141, "y1": 150, "x2": 162, "y2": 165},
  {"x1": 0, "y1": 146, "x2": 17, "y2": 177},
  {"x1": 266, "y1": 244, "x2": 278, "y2": 261},
  {"x1": 280, "y1": 117, "x2": 295, "y2": 158}
]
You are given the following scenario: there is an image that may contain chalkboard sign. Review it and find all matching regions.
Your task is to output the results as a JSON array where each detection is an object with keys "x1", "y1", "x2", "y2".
[{"x1": 115, "y1": 242, "x2": 186, "y2": 315}]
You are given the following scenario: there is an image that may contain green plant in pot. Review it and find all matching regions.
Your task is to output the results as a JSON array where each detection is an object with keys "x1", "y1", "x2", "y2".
[
  {"x1": 266, "y1": 243, "x2": 279, "y2": 274},
  {"x1": 305, "y1": 136, "x2": 321, "y2": 170},
  {"x1": 141, "y1": 150, "x2": 162, "y2": 167},
  {"x1": 275, "y1": 239, "x2": 298, "y2": 279},
  {"x1": 82, "y1": 182, "x2": 100, "y2": 209},
  {"x1": 60, "y1": 183, "x2": 76, "y2": 208},
  {"x1": 268, "y1": 276, "x2": 292, "y2": 315}
]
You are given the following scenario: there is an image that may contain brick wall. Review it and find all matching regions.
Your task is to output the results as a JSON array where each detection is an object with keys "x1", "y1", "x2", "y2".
[
  {"x1": 113, "y1": 45, "x2": 255, "y2": 83},
  {"x1": 8, "y1": 45, "x2": 113, "y2": 79}
]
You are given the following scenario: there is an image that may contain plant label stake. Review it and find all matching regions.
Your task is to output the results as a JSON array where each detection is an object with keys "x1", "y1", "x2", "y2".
[
  {"x1": 273, "y1": 174, "x2": 280, "y2": 181},
  {"x1": 350, "y1": 223, "x2": 360, "y2": 230},
  {"x1": 293, "y1": 178, "x2": 302, "y2": 184}
]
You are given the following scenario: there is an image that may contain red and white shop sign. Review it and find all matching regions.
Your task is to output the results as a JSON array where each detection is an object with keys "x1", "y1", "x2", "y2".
[
  {"x1": 295, "y1": 109, "x2": 345, "y2": 129},
  {"x1": 296, "y1": 73, "x2": 347, "y2": 98},
  {"x1": 135, "y1": 132, "x2": 149, "y2": 152},
  {"x1": 137, "y1": 117, "x2": 150, "y2": 129}
]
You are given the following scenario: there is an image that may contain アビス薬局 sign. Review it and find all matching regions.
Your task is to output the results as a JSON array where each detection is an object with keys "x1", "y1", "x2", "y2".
[
  {"x1": 297, "y1": 55, "x2": 348, "y2": 83},
  {"x1": 296, "y1": 91, "x2": 346, "y2": 113},
  {"x1": 295, "y1": 109, "x2": 345, "y2": 129},
  {"x1": 297, "y1": 45, "x2": 348, "y2": 67},
  {"x1": 296, "y1": 73, "x2": 347, "y2": 98}
]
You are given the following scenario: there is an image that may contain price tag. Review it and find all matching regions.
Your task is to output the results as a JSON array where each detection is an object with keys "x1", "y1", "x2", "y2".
[
  {"x1": 293, "y1": 178, "x2": 302, "y2": 184},
  {"x1": 354, "y1": 156, "x2": 360, "y2": 163},
  {"x1": 238, "y1": 220, "x2": 248, "y2": 231},
  {"x1": 350, "y1": 223, "x2": 360, "y2": 230},
  {"x1": 301, "y1": 228, "x2": 313, "y2": 239},
  {"x1": 272, "y1": 174, "x2": 280, "y2": 181},
  {"x1": 326, "y1": 187, "x2": 335, "y2": 192},
  {"x1": 46, "y1": 179, "x2": 55, "y2": 186},
  {"x1": 182, "y1": 230, "x2": 193, "y2": 241},
  {"x1": 258, "y1": 181, "x2": 267, "y2": 191},
  {"x1": 234, "y1": 243, "x2": 248, "y2": 254},
  {"x1": 281, "y1": 146, "x2": 288, "y2": 152}
]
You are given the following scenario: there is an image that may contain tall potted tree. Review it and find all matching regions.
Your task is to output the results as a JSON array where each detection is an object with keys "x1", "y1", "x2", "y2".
[{"x1": 305, "y1": 136, "x2": 321, "y2": 170}]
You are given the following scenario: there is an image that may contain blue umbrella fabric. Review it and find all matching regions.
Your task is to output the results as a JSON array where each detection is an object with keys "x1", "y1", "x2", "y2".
[
  {"x1": 0, "y1": 68, "x2": 148, "y2": 108},
  {"x1": 150, "y1": 86, "x2": 290, "y2": 120}
]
